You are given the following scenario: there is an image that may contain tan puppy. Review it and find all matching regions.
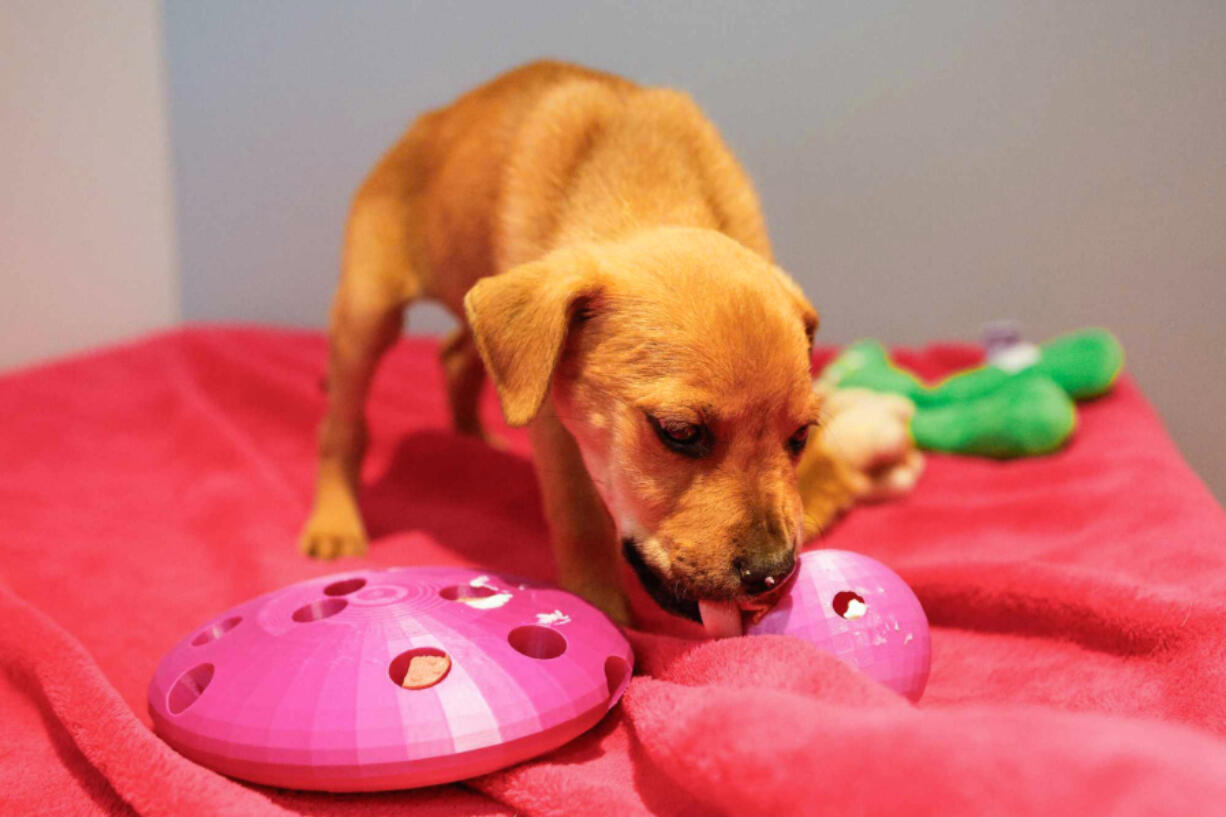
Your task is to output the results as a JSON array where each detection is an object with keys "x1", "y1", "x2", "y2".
[{"x1": 300, "y1": 60, "x2": 918, "y2": 630}]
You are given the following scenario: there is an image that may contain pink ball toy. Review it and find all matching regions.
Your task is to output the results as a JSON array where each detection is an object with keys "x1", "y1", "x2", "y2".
[
  {"x1": 747, "y1": 549, "x2": 931, "y2": 701},
  {"x1": 147, "y1": 567, "x2": 633, "y2": 791}
]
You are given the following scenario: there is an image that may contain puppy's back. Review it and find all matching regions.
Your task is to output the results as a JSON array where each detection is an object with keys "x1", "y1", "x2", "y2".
[
  {"x1": 353, "y1": 60, "x2": 767, "y2": 309},
  {"x1": 356, "y1": 61, "x2": 632, "y2": 307}
]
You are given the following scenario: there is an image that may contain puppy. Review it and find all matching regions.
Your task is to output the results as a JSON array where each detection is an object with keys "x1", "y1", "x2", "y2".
[{"x1": 300, "y1": 60, "x2": 918, "y2": 631}]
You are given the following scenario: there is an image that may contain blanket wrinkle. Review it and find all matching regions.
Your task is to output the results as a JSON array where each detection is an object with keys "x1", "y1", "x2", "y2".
[
  {"x1": 623, "y1": 679, "x2": 1226, "y2": 817},
  {"x1": 164, "y1": 340, "x2": 311, "y2": 509},
  {"x1": 0, "y1": 584, "x2": 301, "y2": 817},
  {"x1": 2, "y1": 663, "x2": 139, "y2": 817},
  {"x1": 2, "y1": 326, "x2": 1225, "y2": 816},
  {"x1": 908, "y1": 561, "x2": 1218, "y2": 655}
]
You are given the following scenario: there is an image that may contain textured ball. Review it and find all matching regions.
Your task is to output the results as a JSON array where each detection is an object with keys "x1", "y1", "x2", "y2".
[
  {"x1": 148, "y1": 568, "x2": 633, "y2": 791},
  {"x1": 747, "y1": 549, "x2": 931, "y2": 701}
]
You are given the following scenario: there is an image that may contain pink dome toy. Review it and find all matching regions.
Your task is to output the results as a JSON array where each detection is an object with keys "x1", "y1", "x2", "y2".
[
  {"x1": 747, "y1": 549, "x2": 931, "y2": 701},
  {"x1": 148, "y1": 567, "x2": 633, "y2": 791}
]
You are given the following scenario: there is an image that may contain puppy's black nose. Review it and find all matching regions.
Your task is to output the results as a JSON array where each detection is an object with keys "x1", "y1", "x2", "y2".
[{"x1": 734, "y1": 551, "x2": 797, "y2": 597}]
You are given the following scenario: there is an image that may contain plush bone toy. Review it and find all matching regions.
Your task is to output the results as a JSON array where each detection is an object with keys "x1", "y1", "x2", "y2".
[{"x1": 820, "y1": 329, "x2": 1124, "y2": 458}]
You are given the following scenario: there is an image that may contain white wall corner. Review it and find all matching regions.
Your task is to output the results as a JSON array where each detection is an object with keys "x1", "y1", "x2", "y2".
[{"x1": 0, "y1": 0, "x2": 181, "y2": 372}]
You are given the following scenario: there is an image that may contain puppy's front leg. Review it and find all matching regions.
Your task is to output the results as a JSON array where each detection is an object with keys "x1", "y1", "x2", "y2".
[
  {"x1": 300, "y1": 295, "x2": 403, "y2": 558},
  {"x1": 301, "y1": 183, "x2": 422, "y2": 559},
  {"x1": 528, "y1": 402, "x2": 629, "y2": 624}
]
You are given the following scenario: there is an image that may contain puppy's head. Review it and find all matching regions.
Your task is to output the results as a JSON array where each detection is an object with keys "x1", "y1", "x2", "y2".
[{"x1": 465, "y1": 227, "x2": 819, "y2": 631}]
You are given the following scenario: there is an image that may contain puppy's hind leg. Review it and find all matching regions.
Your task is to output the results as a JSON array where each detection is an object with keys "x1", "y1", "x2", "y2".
[
  {"x1": 439, "y1": 326, "x2": 491, "y2": 442},
  {"x1": 300, "y1": 195, "x2": 419, "y2": 559}
]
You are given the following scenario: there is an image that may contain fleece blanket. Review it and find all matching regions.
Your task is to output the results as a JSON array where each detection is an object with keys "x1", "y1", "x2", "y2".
[{"x1": 2, "y1": 327, "x2": 1225, "y2": 817}]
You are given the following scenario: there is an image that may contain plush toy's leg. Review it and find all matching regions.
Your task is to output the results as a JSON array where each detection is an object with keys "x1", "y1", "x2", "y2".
[
  {"x1": 925, "y1": 329, "x2": 1124, "y2": 407},
  {"x1": 820, "y1": 340, "x2": 925, "y2": 399},
  {"x1": 439, "y1": 326, "x2": 490, "y2": 441},
  {"x1": 911, "y1": 373, "x2": 1077, "y2": 458},
  {"x1": 1035, "y1": 329, "x2": 1125, "y2": 400},
  {"x1": 924, "y1": 365, "x2": 1012, "y2": 406}
]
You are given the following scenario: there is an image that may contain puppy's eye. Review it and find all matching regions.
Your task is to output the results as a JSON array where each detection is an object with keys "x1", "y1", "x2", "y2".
[
  {"x1": 661, "y1": 421, "x2": 699, "y2": 443},
  {"x1": 648, "y1": 415, "x2": 713, "y2": 458},
  {"x1": 787, "y1": 424, "x2": 812, "y2": 456}
]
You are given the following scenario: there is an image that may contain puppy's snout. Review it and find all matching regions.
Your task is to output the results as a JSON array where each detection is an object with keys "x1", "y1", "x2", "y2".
[{"x1": 733, "y1": 550, "x2": 797, "y2": 597}]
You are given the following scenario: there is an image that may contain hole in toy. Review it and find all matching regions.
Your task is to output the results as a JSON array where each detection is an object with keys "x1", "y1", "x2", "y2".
[
  {"x1": 191, "y1": 616, "x2": 241, "y2": 646},
  {"x1": 508, "y1": 625, "x2": 567, "y2": 659},
  {"x1": 323, "y1": 577, "x2": 367, "y2": 596},
  {"x1": 440, "y1": 584, "x2": 498, "y2": 602},
  {"x1": 389, "y1": 647, "x2": 451, "y2": 689},
  {"x1": 292, "y1": 598, "x2": 347, "y2": 622},
  {"x1": 833, "y1": 591, "x2": 868, "y2": 619},
  {"x1": 167, "y1": 663, "x2": 214, "y2": 714},
  {"x1": 604, "y1": 655, "x2": 631, "y2": 702}
]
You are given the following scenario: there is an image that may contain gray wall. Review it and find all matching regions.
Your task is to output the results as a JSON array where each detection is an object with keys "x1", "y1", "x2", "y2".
[
  {"x1": 164, "y1": 0, "x2": 1226, "y2": 499},
  {"x1": 1, "y1": 0, "x2": 179, "y2": 370}
]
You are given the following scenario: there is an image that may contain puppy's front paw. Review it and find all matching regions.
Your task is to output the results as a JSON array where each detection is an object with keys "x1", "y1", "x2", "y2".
[
  {"x1": 478, "y1": 429, "x2": 511, "y2": 452},
  {"x1": 820, "y1": 387, "x2": 925, "y2": 502},
  {"x1": 591, "y1": 592, "x2": 632, "y2": 628},
  {"x1": 855, "y1": 448, "x2": 926, "y2": 502},
  {"x1": 298, "y1": 500, "x2": 369, "y2": 559}
]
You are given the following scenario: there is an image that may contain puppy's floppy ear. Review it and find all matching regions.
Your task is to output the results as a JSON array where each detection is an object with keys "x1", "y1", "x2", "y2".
[{"x1": 464, "y1": 247, "x2": 603, "y2": 426}]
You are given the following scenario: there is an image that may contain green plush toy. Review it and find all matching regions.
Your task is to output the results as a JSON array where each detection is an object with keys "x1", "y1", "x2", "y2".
[{"x1": 820, "y1": 329, "x2": 1124, "y2": 458}]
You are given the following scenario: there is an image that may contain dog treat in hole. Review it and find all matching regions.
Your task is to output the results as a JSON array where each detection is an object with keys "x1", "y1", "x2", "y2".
[
  {"x1": 439, "y1": 584, "x2": 513, "y2": 609},
  {"x1": 832, "y1": 590, "x2": 868, "y2": 619},
  {"x1": 401, "y1": 653, "x2": 451, "y2": 689}
]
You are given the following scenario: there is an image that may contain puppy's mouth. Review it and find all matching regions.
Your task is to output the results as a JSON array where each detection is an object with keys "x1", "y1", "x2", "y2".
[
  {"x1": 622, "y1": 538, "x2": 701, "y2": 622},
  {"x1": 621, "y1": 538, "x2": 787, "y2": 638}
]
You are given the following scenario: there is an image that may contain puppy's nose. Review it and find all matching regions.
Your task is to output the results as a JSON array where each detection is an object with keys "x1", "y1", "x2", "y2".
[{"x1": 734, "y1": 550, "x2": 797, "y2": 597}]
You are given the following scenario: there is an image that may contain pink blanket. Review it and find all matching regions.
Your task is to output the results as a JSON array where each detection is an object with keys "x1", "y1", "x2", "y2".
[{"x1": 2, "y1": 327, "x2": 1224, "y2": 816}]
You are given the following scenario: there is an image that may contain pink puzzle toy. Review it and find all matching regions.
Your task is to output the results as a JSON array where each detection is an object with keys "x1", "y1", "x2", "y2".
[
  {"x1": 746, "y1": 549, "x2": 932, "y2": 702},
  {"x1": 148, "y1": 567, "x2": 633, "y2": 791}
]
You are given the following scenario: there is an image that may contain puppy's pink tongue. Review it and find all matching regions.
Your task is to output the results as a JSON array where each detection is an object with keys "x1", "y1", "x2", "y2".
[{"x1": 698, "y1": 600, "x2": 743, "y2": 638}]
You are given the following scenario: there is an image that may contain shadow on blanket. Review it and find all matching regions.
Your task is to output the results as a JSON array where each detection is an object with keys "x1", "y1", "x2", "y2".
[{"x1": 364, "y1": 430, "x2": 551, "y2": 579}]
